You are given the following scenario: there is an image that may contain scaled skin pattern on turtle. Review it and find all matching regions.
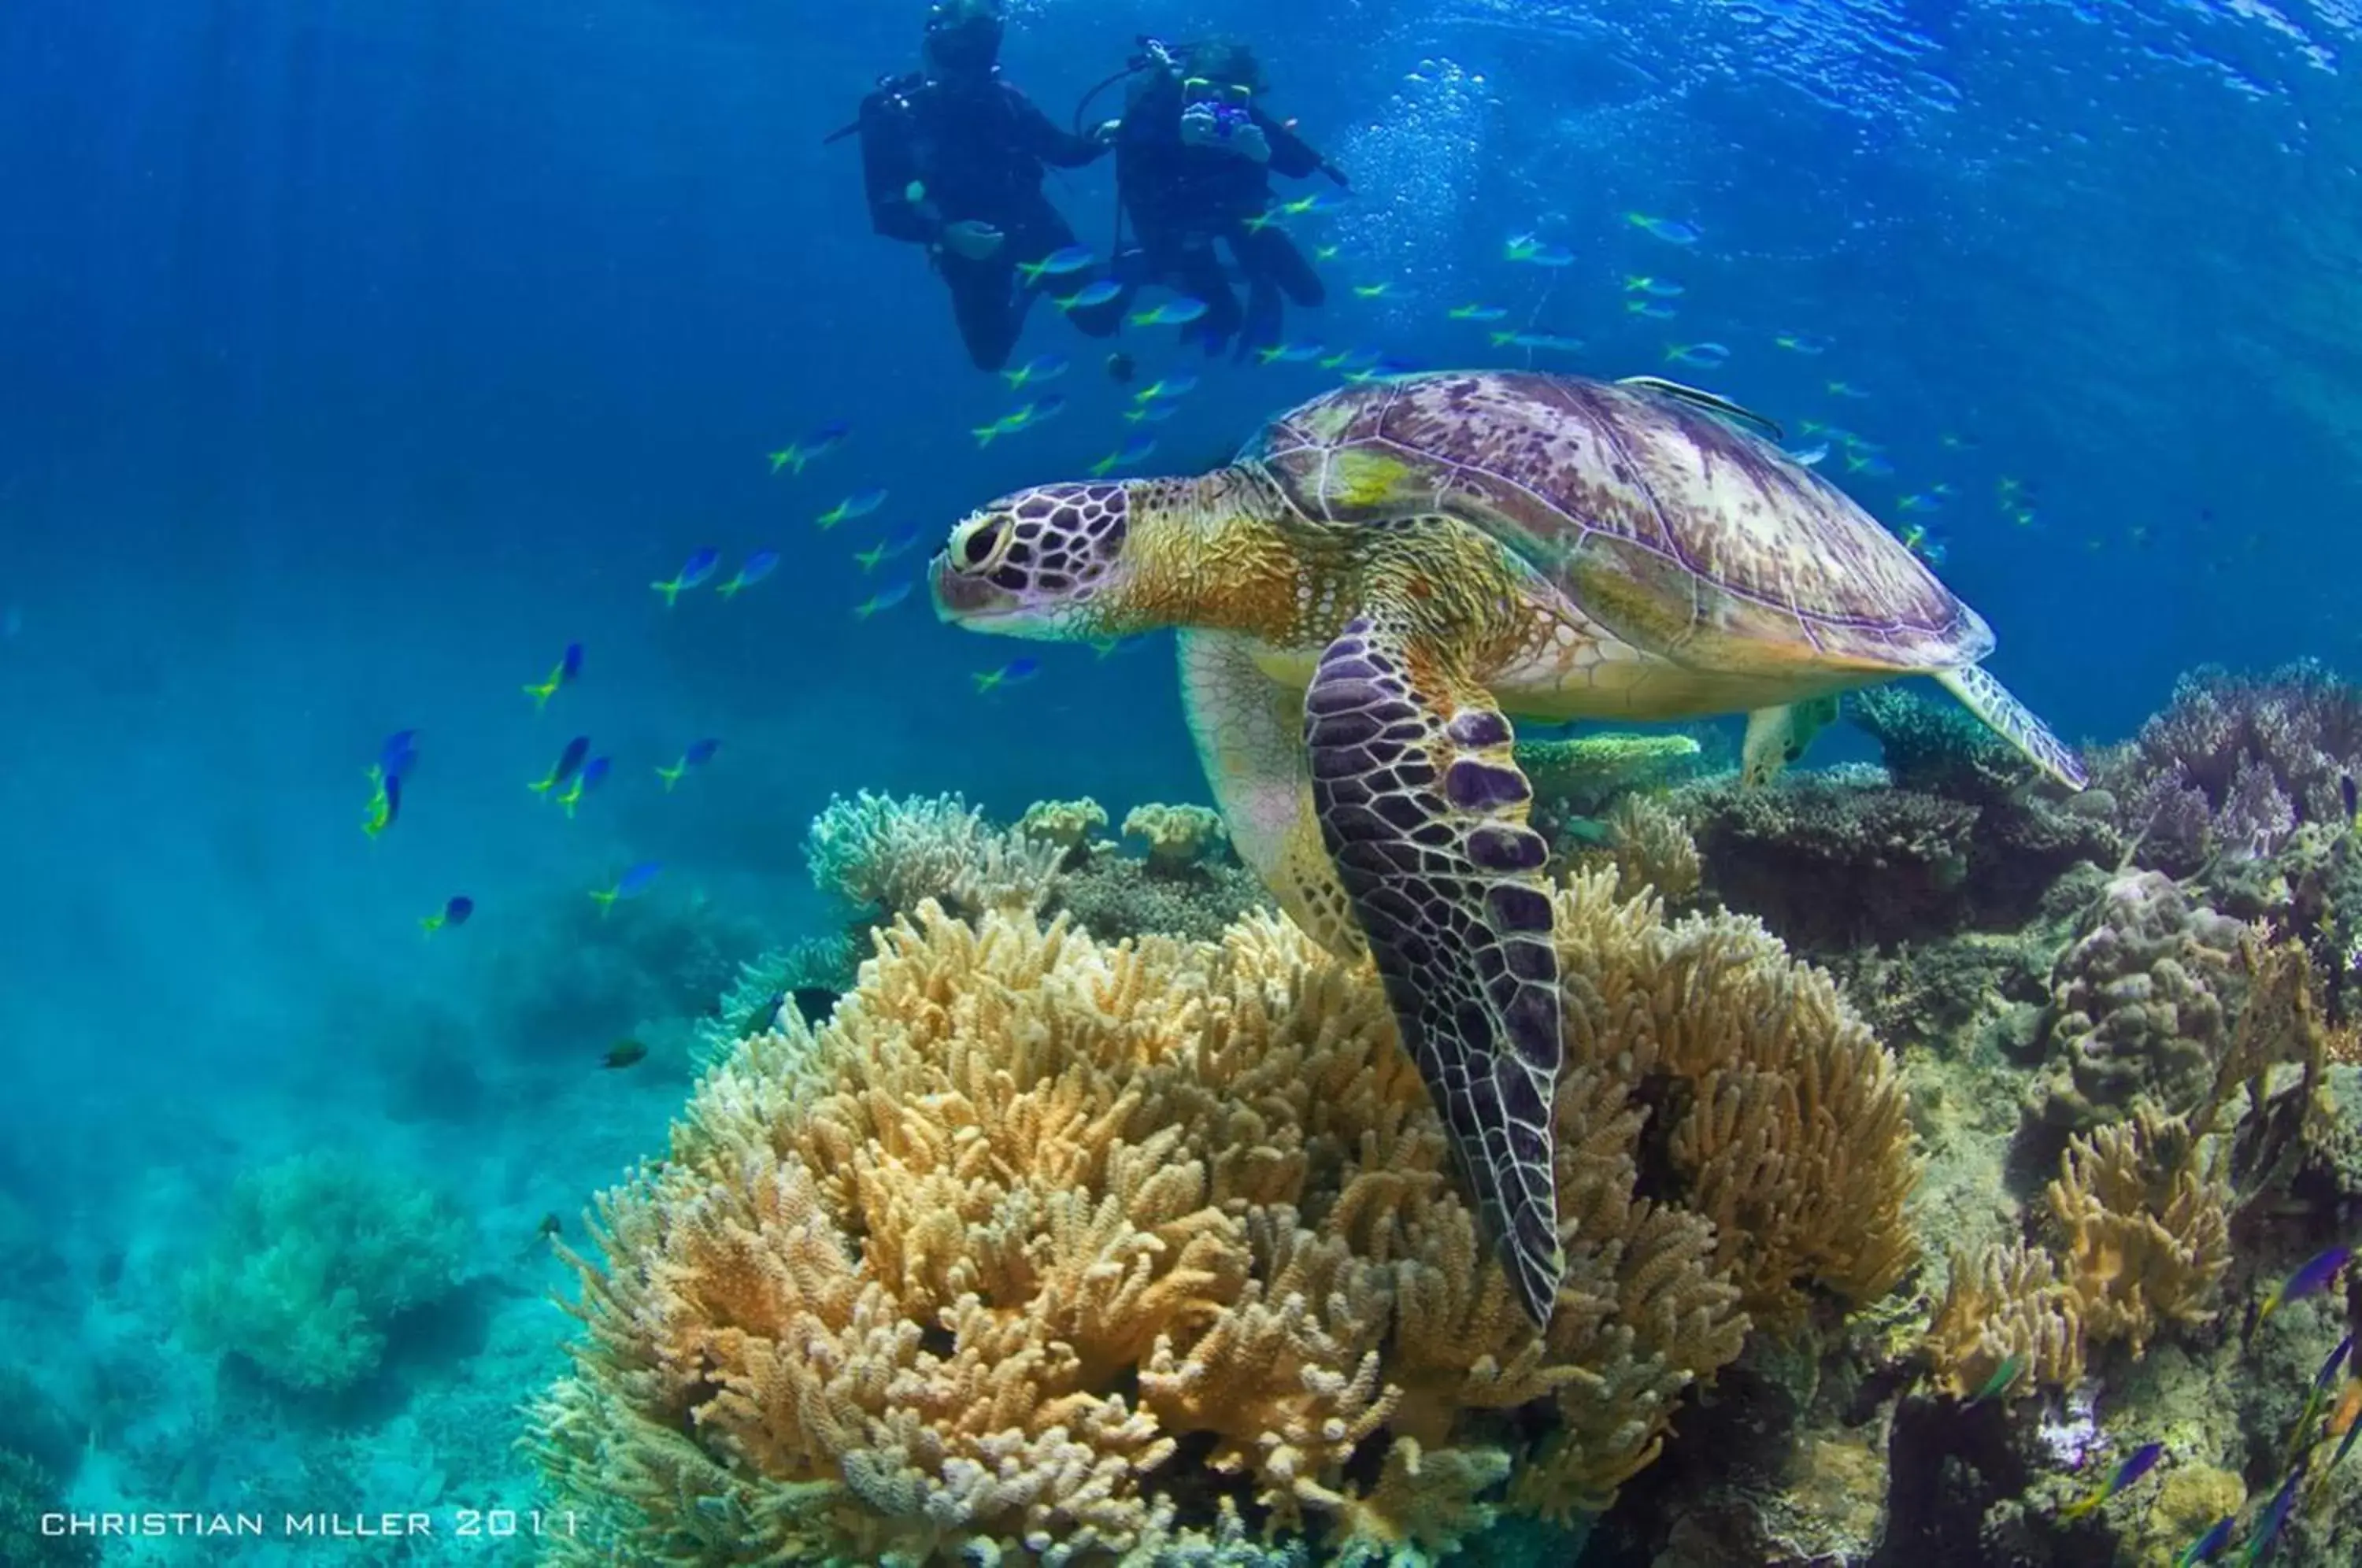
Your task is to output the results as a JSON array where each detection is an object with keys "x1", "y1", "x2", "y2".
[{"x1": 930, "y1": 369, "x2": 2085, "y2": 1326}]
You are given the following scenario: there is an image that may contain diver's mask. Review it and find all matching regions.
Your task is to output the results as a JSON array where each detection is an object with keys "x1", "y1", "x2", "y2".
[
  {"x1": 1183, "y1": 76, "x2": 1253, "y2": 135},
  {"x1": 923, "y1": 0, "x2": 1003, "y2": 80}
]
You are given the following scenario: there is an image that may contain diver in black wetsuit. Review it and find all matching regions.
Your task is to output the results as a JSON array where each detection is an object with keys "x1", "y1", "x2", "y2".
[
  {"x1": 1113, "y1": 39, "x2": 1336, "y2": 360},
  {"x1": 856, "y1": 0, "x2": 1122, "y2": 372}
]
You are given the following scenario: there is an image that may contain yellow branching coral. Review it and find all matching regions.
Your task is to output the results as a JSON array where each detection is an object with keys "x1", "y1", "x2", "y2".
[
  {"x1": 2047, "y1": 1111, "x2": 2231, "y2": 1355},
  {"x1": 1924, "y1": 1110, "x2": 2230, "y2": 1399},
  {"x1": 1555, "y1": 869, "x2": 1920, "y2": 1325},
  {"x1": 534, "y1": 872, "x2": 1910, "y2": 1563},
  {"x1": 1925, "y1": 1239, "x2": 2088, "y2": 1400},
  {"x1": 1598, "y1": 792, "x2": 1701, "y2": 903}
]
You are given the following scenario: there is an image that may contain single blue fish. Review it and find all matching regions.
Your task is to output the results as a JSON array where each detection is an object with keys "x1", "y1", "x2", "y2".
[
  {"x1": 1321, "y1": 348, "x2": 1383, "y2": 372},
  {"x1": 421, "y1": 895, "x2": 473, "y2": 936},
  {"x1": 1626, "y1": 301, "x2": 1679, "y2": 320},
  {"x1": 855, "y1": 525, "x2": 924, "y2": 571},
  {"x1": 816, "y1": 489, "x2": 890, "y2": 530},
  {"x1": 2261, "y1": 1246, "x2": 2350, "y2": 1321},
  {"x1": 1017, "y1": 245, "x2": 1096, "y2": 283},
  {"x1": 718, "y1": 550, "x2": 780, "y2": 599},
  {"x1": 1002, "y1": 353, "x2": 1072, "y2": 388},
  {"x1": 1844, "y1": 451, "x2": 1897, "y2": 479},
  {"x1": 1123, "y1": 401, "x2": 1180, "y2": 425},
  {"x1": 768, "y1": 419, "x2": 849, "y2": 475},
  {"x1": 378, "y1": 730, "x2": 420, "y2": 780},
  {"x1": 973, "y1": 657, "x2": 1041, "y2": 694},
  {"x1": 1623, "y1": 275, "x2": 1685, "y2": 297},
  {"x1": 1135, "y1": 373, "x2": 1201, "y2": 403},
  {"x1": 2242, "y1": 1467, "x2": 2301, "y2": 1562},
  {"x1": 1132, "y1": 298, "x2": 1211, "y2": 327},
  {"x1": 853, "y1": 579, "x2": 914, "y2": 619},
  {"x1": 2174, "y1": 1516, "x2": 2234, "y2": 1567},
  {"x1": 653, "y1": 548, "x2": 722, "y2": 607},
  {"x1": 657, "y1": 738, "x2": 721, "y2": 791},
  {"x1": 590, "y1": 860, "x2": 664, "y2": 914},
  {"x1": 368, "y1": 771, "x2": 402, "y2": 836},
  {"x1": 1626, "y1": 212, "x2": 1701, "y2": 245},
  {"x1": 1775, "y1": 331, "x2": 1832, "y2": 355},
  {"x1": 1664, "y1": 342, "x2": 1731, "y2": 368},
  {"x1": 1256, "y1": 339, "x2": 1328, "y2": 364},
  {"x1": 1446, "y1": 304, "x2": 1509, "y2": 322},
  {"x1": 1054, "y1": 279, "x2": 1124, "y2": 312},
  {"x1": 2058, "y1": 1440, "x2": 2164, "y2": 1520},
  {"x1": 531, "y1": 735, "x2": 592, "y2": 797},
  {"x1": 524, "y1": 645, "x2": 584, "y2": 709}
]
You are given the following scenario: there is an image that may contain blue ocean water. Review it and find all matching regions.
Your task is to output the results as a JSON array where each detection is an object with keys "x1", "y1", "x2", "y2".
[{"x1": 1, "y1": 0, "x2": 2356, "y2": 1560}]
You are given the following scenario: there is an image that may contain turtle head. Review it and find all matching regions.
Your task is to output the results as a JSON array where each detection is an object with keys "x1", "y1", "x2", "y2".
[{"x1": 931, "y1": 481, "x2": 1144, "y2": 640}]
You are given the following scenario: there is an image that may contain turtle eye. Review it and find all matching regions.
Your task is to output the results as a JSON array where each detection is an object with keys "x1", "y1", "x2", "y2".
[{"x1": 960, "y1": 516, "x2": 1008, "y2": 569}]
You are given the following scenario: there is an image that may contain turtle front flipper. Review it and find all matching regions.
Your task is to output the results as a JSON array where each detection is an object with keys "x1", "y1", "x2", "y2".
[
  {"x1": 1178, "y1": 630, "x2": 1364, "y2": 958},
  {"x1": 1741, "y1": 696, "x2": 1840, "y2": 787},
  {"x1": 1305, "y1": 610, "x2": 1565, "y2": 1326},
  {"x1": 1936, "y1": 664, "x2": 2088, "y2": 790}
]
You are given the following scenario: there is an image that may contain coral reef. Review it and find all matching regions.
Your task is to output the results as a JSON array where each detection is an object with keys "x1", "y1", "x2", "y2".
[
  {"x1": 1555, "y1": 871, "x2": 1920, "y2": 1326},
  {"x1": 180, "y1": 1152, "x2": 470, "y2": 1395},
  {"x1": 1680, "y1": 767, "x2": 1980, "y2": 948},
  {"x1": 1926, "y1": 1111, "x2": 2231, "y2": 1400},
  {"x1": 806, "y1": 789, "x2": 1066, "y2": 919},
  {"x1": 2033, "y1": 871, "x2": 2249, "y2": 1132},
  {"x1": 532, "y1": 869, "x2": 1916, "y2": 1565},
  {"x1": 0, "y1": 1449, "x2": 96, "y2": 1568},
  {"x1": 2094, "y1": 661, "x2": 2362, "y2": 874},
  {"x1": 1594, "y1": 792, "x2": 1701, "y2": 904},
  {"x1": 1121, "y1": 802, "x2": 1230, "y2": 871},
  {"x1": 1018, "y1": 797, "x2": 1111, "y2": 857},
  {"x1": 693, "y1": 933, "x2": 861, "y2": 1064},
  {"x1": 1052, "y1": 848, "x2": 1272, "y2": 944},
  {"x1": 1513, "y1": 732, "x2": 1704, "y2": 821}
]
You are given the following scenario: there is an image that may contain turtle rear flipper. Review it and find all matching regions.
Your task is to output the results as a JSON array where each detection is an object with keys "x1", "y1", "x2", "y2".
[
  {"x1": 1305, "y1": 605, "x2": 1565, "y2": 1326},
  {"x1": 1741, "y1": 696, "x2": 1841, "y2": 787},
  {"x1": 1178, "y1": 630, "x2": 1364, "y2": 959},
  {"x1": 1935, "y1": 664, "x2": 2087, "y2": 790}
]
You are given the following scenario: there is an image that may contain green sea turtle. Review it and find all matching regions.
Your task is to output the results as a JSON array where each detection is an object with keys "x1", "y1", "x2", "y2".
[{"x1": 929, "y1": 369, "x2": 2083, "y2": 1325}]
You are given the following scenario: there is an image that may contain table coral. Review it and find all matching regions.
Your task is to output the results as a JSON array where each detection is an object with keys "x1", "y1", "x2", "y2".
[
  {"x1": 1512, "y1": 733, "x2": 1704, "y2": 818},
  {"x1": 532, "y1": 871, "x2": 1912, "y2": 1565}
]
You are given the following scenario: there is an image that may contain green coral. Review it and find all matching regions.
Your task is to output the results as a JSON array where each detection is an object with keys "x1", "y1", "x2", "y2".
[
  {"x1": 1513, "y1": 731, "x2": 1703, "y2": 817},
  {"x1": 180, "y1": 1152, "x2": 470, "y2": 1395},
  {"x1": 0, "y1": 1450, "x2": 95, "y2": 1568}
]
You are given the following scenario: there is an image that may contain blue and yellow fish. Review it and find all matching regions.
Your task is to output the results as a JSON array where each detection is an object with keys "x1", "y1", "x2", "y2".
[
  {"x1": 656, "y1": 738, "x2": 720, "y2": 792},
  {"x1": 523, "y1": 643, "x2": 584, "y2": 710},
  {"x1": 652, "y1": 549, "x2": 721, "y2": 607}
]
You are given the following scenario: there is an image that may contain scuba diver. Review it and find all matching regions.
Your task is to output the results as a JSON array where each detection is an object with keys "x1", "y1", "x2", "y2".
[
  {"x1": 848, "y1": 0, "x2": 1123, "y2": 372},
  {"x1": 1111, "y1": 39, "x2": 1339, "y2": 359}
]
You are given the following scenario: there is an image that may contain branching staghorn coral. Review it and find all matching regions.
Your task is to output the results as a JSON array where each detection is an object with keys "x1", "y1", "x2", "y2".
[
  {"x1": 532, "y1": 871, "x2": 1909, "y2": 1564},
  {"x1": 1596, "y1": 793, "x2": 1701, "y2": 903}
]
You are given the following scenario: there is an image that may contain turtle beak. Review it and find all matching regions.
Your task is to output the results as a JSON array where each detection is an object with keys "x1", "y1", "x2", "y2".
[{"x1": 929, "y1": 551, "x2": 1018, "y2": 623}]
